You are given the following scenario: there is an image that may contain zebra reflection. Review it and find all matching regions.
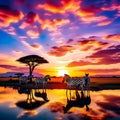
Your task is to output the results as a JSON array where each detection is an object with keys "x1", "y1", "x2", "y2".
[{"x1": 63, "y1": 90, "x2": 91, "y2": 113}]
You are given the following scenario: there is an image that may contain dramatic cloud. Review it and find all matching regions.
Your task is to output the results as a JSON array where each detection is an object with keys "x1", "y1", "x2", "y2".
[
  {"x1": 77, "y1": 4, "x2": 101, "y2": 17},
  {"x1": 12, "y1": 50, "x2": 22, "y2": 54},
  {"x1": 97, "y1": 19, "x2": 113, "y2": 26},
  {"x1": 104, "y1": 34, "x2": 120, "y2": 41},
  {"x1": 3, "y1": 26, "x2": 16, "y2": 35},
  {"x1": 0, "y1": 0, "x2": 120, "y2": 76},
  {"x1": 77, "y1": 39, "x2": 109, "y2": 51},
  {"x1": 66, "y1": 39, "x2": 74, "y2": 44},
  {"x1": 0, "y1": 64, "x2": 29, "y2": 72},
  {"x1": 48, "y1": 45, "x2": 74, "y2": 57},
  {"x1": 36, "y1": 0, "x2": 81, "y2": 13},
  {"x1": 41, "y1": 18, "x2": 70, "y2": 31},
  {"x1": 67, "y1": 44, "x2": 120, "y2": 67},
  {"x1": 26, "y1": 30, "x2": 40, "y2": 38},
  {"x1": 0, "y1": 64, "x2": 24, "y2": 71},
  {"x1": 79, "y1": 15, "x2": 108, "y2": 24},
  {"x1": 79, "y1": 69, "x2": 120, "y2": 74},
  {"x1": 0, "y1": 5, "x2": 23, "y2": 27},
  {"x1": 67, "y1": 60, "x2": 93, "y2": 67},
  {"x1": 21, "y1": 40, "x2": 42, "y2": 50},
  {"x1": 25, "y1": 11, "x2": 37, "y2": 24},
  {"x1": 87, "y1": 45, "x2": 120, "y2": 64},
  {"x1": 101, "y1": 2, "x2": 120, "y2": 12}
]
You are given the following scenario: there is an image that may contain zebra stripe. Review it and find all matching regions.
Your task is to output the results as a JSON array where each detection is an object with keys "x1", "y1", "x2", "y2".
[{"x1": 63, "y1": 74, "x2": 85, "y2": 90}]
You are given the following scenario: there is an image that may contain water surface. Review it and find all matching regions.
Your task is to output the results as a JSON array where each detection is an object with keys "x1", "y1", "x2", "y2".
[{"x1": 0, "y1": 87, "x2": 120, "y2": 120}]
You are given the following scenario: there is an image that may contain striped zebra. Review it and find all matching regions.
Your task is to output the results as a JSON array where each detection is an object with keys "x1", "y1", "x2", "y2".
[
  {"x1": 62, "y1": 74, "x2": 85, "y2": 92},
  {"x1": 34, "y1": 75, "x2": 51, "y2": 91},
  {"x1": 19, "y1": 76, "x2": 29, "y2": 85}
]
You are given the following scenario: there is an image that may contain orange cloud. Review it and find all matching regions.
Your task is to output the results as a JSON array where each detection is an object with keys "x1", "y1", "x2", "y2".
[
  {"x1": 3, "y1": 26, "x2": 16, "y2": 35},
  {"x1": 67, "y1": 45, "x2": 120, "y2": 67},
  {"x1": 80, "y1": 15, "x2": 108, "y2": 24},
  {"x1": 13, "y1": 50, "x2": 22, "y2": 53},
  {"x1": 19, "y1": 12, "x2": 40, "y2": 34},
  {"x1": 86, "y1": 45, "x2": 120, "y2": 65},
  {"x1": 77, "y1": 39, "x2": 109, "y2": 51},
  {"x1": 77, "y1": 4, "x2": 101, "y2": 17},
  {"x1": 21, "y1": 40, "x2": 42, "y2": 50},
  {"x1": 36, "y1": 3, "x2": 64, "y2": 13},
  {"x1": 0, "y1": 54, "x2": 17, "y2": 65},
  {"x1": 61, "y1": 0, "x2": 81, "y2": 12},
  {"x1": 67, "y1": 60, "x2": 93, "y2": 67},
  {"x1": 26, "y1": 30, "x2": 40, "y2": 39},
  {"x1": 30, "y1": 44, "x2": 41, "y2": 49},
  {"x1": 48, "y1": 45, "x2": 74, "y2": 57},
  {"x1": 0, "y1": 59, "x2": 9, "y2": 63},
  {"x1": 12, "y1": 50, "x2": 23, "y2": 56},
  {"x1": 97, "y1": 19, "x2": 113, "y2": 26},
  {"x1": 103, "y1": 34, "x2": 120, "y2": 41},
  {"x1": 101, "y1": 3, "x2": 120, "y2": 11},
  {"x1": 81, "y1": 68, "x2": 120, "y2": 74},
  {"x1": 41, "y1": 19, "x2": 70, "y2": 31},
  {"x1": 0, "y1": 5, "x2": 23, "y2": 27},
  {"x1": 41, "y1": 18, "x2": 70, "y2": 31},
  {"x1": 36, "y1": 0, "x2": 81, "y2": 13},
  {"x1": 19, "y1": 22, "x2": 29, "y2": 29}
]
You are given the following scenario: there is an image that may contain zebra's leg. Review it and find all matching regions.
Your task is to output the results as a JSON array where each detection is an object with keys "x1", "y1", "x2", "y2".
[
  {"x1": 87, "y1": 84, "x2": 90, "y2": 96},
  {"x1": 27, "y1": 94, "x2": 30, "y2": 103},
  {"x1": 81, "y1": 84, "x2": 84, "y2": 94},
  {"x1": 69, "y1": 86, "x2": 71, "y2": 100},
  {"x1": 31, "y1": 90, "x2": 35, "y2": 101},
  {"x1": 19, "y1": 80, "x2": 21, "y2": 86},
  {"x1": 35, "y1": 82, "x2": 38, "y2": 89},
  {"x1": 30, "y1": 92, "x2": 32, "y2": 102},
  {"x1": 43, "y1": 82, "x2": 45, "y2": 93},
  {"x1": 66, "y1": 86, "x2": 68, "y2": 98},
  {"x1": 25, "y1": 81, "x2": 27, "y2": 88},
  {"x1": 66, "y1": 85, "x2": 70, "y2": 100},
  {"x1": 44, "y1": 83, "x2": 46, "y2": 93}
]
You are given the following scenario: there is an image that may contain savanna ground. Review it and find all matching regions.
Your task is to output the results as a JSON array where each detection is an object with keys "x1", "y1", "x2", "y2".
[{"x1": 0, "y1": 77, "x2": 120, "y2": 90}]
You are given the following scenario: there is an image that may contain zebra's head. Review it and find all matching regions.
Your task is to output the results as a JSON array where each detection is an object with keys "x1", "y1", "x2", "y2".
[
  {"x1": 62, "y1": 74, "x2": 71, "y2": 83},
  {"x1": 85, "y1": 73, "x2": 89, "y2": 76},
  {"x1": 45, "y1": 75, "x2": 51, "y2": 80}
]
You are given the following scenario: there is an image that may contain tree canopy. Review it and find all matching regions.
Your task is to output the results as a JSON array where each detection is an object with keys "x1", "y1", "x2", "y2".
[
  {"x1": 16, "y1": 55, "x2": 48, "y2": 82},
  {"x1": 17, "y1": 55, "x2": 48, "y2": 64}
]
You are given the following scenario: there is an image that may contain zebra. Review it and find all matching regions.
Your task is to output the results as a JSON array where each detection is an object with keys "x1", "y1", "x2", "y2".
[
  {"x1": 84, "y1": 73, "x2": 91, "y2": 95},
  {"x1": 34, "y1": 75, "x2": 51, "y2": 91},
  {"x1": 62, "y1": 74, "x2": 85, "y2": 96},
  {"x1": 19, "y1": 76, "x2": 29, "y2": 85}
]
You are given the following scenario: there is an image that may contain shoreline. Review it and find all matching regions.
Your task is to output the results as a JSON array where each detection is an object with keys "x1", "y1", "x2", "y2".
[{"x1": 0, "y1": 81, "x2": 120, "y2": 91}]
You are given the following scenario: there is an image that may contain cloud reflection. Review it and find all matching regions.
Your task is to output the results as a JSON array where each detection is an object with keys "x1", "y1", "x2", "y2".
[{"x1": 0, "y1": 87, "x2": 120, "y2": 120}]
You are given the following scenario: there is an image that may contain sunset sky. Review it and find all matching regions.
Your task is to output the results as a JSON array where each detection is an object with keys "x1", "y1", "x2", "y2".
[{"x1": 0, "y1": 0, "x2": 120, "y2": 76}]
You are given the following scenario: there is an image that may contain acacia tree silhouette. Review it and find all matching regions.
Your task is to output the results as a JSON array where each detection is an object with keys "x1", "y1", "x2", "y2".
[{"x1": 17, "y1": 55, "x2": 48, "y2": 82}]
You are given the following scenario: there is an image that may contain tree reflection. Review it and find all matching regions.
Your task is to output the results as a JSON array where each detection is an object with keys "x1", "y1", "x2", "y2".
[{"x1": 16, "y1": 87, "x2": 49, "y2": 110}]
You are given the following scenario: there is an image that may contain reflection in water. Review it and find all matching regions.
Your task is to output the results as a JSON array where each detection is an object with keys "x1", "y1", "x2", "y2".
[
  {"x1": 34, "y1": 89, "x2": 49, "y2": 102},
  {"x1": 0, "y1": 87, "x2": 120, "y2": 120},
  {"x1": 63, "y1": 90, "x2": 91, "y2": 113},
  {"x1": 16, "y1": 87, "x2": 49, "y2": 110}
]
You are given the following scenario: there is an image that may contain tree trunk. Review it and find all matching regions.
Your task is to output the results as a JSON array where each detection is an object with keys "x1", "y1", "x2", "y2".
[{"x1": 29, "y1": 67, "x2": 32, "y2": 83}]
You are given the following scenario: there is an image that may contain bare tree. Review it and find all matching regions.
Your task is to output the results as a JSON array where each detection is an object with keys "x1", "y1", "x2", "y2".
[{"x1": 16, "y1": 55, "x2": 48, "y2": 82}]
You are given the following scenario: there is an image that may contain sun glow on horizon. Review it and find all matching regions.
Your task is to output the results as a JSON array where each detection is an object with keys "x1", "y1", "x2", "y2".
[{"x1": 58, "y1": 70, "x2": 69, "y2": 76}]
